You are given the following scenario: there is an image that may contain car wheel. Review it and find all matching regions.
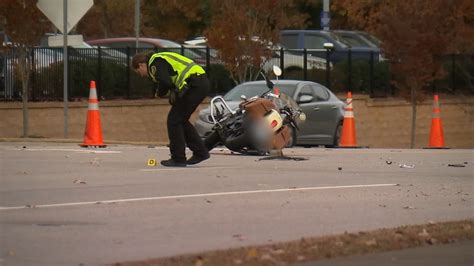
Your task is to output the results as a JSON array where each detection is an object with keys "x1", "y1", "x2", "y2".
[
  {"x1": 333, "y1": 122, "x2": 342, "y2": 147},
  {"x1": 325, "y1": 122, "x2": 342, "y2": 148}
]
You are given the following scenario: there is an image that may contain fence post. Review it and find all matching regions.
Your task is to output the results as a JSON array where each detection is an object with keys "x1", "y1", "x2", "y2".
[
  {"x1": 348, "y1": 49, "x2": 352, "y2": 93},
  {"x1": 325, "y1": 48, "x2": 331, "y2": 90},
  {"x1": 97, "y1": 46, "x2": 102, "y2": 99},
  {"x1": 280, "y1": 47, "x2": 284, "y2": 79},
  {"x1": 451, "y1": 54, "x2": 456, "y2": 92},
  {"x1": 126, "y1": 47, "x2": 131, "y2": 99},
  {"x1": 31, "y1": 47, "x2": 36, "y2": 101},
  {"x1": 369, "y1": 51, "x2": 374, "y2": 96},
  {"x1": 303, "y1": 48, "x2": 307, "y2": 81},
  {"x1": 206, "y1": 46, "x2": 211, "y2": 79},
  {"x1": 67, "y1": 46, "x2": 71, "y2": 101}
]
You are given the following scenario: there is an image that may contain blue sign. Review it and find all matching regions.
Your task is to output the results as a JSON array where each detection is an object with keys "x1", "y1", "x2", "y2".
[{"x1": 320, "y1": 11, "x2": 331, "y2": 29}]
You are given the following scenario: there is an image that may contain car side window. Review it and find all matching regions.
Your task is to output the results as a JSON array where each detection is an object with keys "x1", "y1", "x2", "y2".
[
  {"x1": 280, "y1": 34, "x2": 299, "y2": 49},
  {"x1": 303, "y1": 34, "x2": 327, "y2": 49},
  {"x1": 300, "y1": 85, "x2": 313, "y2": 96},
  {"x1": 312, "y1": 85, "x2": 330, "y2": 101}
]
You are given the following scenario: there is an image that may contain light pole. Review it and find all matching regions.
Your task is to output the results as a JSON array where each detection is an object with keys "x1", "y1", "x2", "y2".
[{"x1": 135, "y1": 0, "x2": 140, "y2": 53}]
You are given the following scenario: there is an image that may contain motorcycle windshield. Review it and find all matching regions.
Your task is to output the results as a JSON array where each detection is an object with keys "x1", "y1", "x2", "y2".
[{"x1": 271, "y1": 92, "x2": 300, "y2": 110}]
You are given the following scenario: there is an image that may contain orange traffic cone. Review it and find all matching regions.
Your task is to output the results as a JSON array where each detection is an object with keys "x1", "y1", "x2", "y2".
[
  {"x1": 339, "y1": 91, "x2": 358, "y2": 147},
  {"x1": 427, "y1": 95, "x2": 447, "y2": 148},
  {"x1": 80, "y1": 81, "x2": 106, "y2": 148}
]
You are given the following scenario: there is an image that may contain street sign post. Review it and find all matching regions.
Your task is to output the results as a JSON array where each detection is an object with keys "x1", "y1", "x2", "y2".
[{"x1": 37, "y1": 0, "x2": 93, "y2": 138}]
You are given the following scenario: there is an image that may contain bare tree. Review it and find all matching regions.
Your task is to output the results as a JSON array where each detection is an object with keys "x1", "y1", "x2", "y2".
[
  {"x1": 205, "y1": 0, "x2": 307, "y2": 84},
  {"x1": 77, "y1": 0, "x2": 136, "y2": 39},
  {"x1": 0, "y1": 0, "x2": 50, "y2": 137}
]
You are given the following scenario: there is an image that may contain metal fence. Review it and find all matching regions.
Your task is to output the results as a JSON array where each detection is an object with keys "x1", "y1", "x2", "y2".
[{"x1": 1, "y1": 46, "x2": 471, "y2": 101}]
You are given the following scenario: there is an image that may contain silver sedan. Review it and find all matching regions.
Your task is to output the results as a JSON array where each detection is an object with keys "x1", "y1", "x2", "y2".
[{"x1": 195, "y1": 80, "x2": 345, "y2": 147}]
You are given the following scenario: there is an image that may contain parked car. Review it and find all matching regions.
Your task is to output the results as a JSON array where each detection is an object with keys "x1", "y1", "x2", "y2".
[
  {"x1": 195, "y1": 79, "x2": 345, "y2": 147},
  {"x1": 280, "y1": 30, "x2": 381, "y2": 62},
  {"x1": 332, "y1": 30, "x2": 379, "y2": 49},
  {"x1": 86, "y1": 37, "x2": 206, "y2": 64},
  {"x1": 184, "y1": 36, "x2": 329, "y2": 74}
]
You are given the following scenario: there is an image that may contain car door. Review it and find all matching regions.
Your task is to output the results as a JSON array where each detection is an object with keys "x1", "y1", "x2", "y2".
[{"x1": 295, "y1": 83, "x2": 338, "y2": 144}]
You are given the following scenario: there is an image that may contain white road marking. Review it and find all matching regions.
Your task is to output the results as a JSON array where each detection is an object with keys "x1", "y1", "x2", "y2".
[
  {"x1": 7, "y1": 148, "x2": 122, "y2": 154},
  {"x1": 0, "y1": 183, "x2": 397, "y2": 211}
]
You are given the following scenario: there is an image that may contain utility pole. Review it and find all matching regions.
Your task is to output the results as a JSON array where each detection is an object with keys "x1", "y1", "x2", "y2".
[
  {"x1": 135, "y1": 0, "x2": 140, "y2": 53},
  {"x1": 322, "y1": 0, "x2": 330, "y2": 31},
  {"x1": 63, "y1": 0, "x2": 68, "y2": 138}
]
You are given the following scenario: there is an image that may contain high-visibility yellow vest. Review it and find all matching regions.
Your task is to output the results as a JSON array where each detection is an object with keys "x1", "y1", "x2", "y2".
[{"x1": 147, "y1": 52, "x2": 205, "y2": 91}]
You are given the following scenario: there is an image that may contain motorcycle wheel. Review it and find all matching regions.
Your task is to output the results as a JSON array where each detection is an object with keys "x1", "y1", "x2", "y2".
[{"x1": 225, "y1": 130, "x2": 249, "y2": 152}]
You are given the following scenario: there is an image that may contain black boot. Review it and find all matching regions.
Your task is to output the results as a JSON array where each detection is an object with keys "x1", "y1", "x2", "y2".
[
  {"x1": 160, "y1": 158, "x2": 187, "y2": 167},
  {"x1": 186, "y1": 153, "x2": 210, "y2": 165}
]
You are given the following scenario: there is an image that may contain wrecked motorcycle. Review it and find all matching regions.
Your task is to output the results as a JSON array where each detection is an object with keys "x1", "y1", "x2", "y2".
[{"x1": 204, "y1": 66, "x2": 306, "y2": 155}]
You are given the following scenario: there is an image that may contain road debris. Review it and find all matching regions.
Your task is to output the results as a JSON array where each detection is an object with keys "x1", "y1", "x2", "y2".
[
  {"x1": 418, "y1": 228, "x2": 430, "y2": 237},
  {"x1": 399, "y1": 164, "x2": 415, "y2": 169},
  {"x1": 258, "y1": 155, "x2": 308, "y2": 161},
  {"x1": 90, "y1": 158, "x2": 101, "y2": 166},
  {"x1": 232, "y1": 234, "x2": 245, "y2": 241},
  {"x1": 448, "y1": 164, "x2": 466, "y2": 167},
  {"x1": 73, "y1": 179, "x2": 87, "y2": 185},
  {"x1": 403, "y1": 206, "x2": 416, "y2": 210}
]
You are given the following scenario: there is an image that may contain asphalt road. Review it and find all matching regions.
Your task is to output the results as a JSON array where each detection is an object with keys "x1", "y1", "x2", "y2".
[{"x1": 0, "y1": 142, "x2": 472, "y2": 265}]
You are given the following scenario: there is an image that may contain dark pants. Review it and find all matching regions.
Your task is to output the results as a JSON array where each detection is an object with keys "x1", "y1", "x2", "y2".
[{"x1": 167, "y1": 74, "x2": 210, "y2": 162}]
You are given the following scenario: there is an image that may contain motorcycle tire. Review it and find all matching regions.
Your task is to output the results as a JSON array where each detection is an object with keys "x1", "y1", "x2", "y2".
[{"x1": 224, "y1": 130, "x2": 249, "y2": 152}]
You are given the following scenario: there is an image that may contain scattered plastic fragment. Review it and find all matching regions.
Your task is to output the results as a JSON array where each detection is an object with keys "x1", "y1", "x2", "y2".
[
  {"x1": 386, "y1": 160, "x2": 393, "y2": 165},
  {"x1": 73, "y1": 179, "x2": 87, "y2": 184},
  {"x1": 399, "y1": 164, "x2": 415, "y2": 169}
]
